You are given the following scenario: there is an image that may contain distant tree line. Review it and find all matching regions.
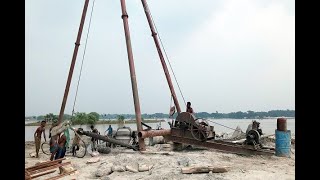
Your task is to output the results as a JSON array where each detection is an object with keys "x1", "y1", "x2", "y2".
[
  {"x1": 195, "y1": 110, "x2": 295, "y2": 119},
  {"x1": 26, "y1": 109, "x2": 294, "y2": 121},
  {"x1": 97, "y1": 110, "x2": 295, "y2": 119},
  {"x1": 25, "y1": 112, "x2": 99, "y2": 125},
  {"x1": 71, "y1": 112, "x2": 100, "y2": 125}
]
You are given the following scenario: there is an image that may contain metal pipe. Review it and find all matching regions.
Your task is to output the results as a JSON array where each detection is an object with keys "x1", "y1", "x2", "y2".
[
  {"x1": 141, "y1": 0, "x2": 181, "y2": 113},
  {"x1": 120, "y1": 0, "x2": 146, "y2": 151},
  {"x1": 138, "y1": 129, "x2": 171, "y2": 138},
  {"x1": 77, "y1": 130, "x2": 138, "y2": 150},
  {"x1": 57, "y1": 0, "x2": 90, "y2": 124}
]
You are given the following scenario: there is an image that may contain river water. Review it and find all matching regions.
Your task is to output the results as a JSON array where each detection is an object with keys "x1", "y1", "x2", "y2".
[{"x1": 25, "y1": 118, "x2": 295, "y2": 141}]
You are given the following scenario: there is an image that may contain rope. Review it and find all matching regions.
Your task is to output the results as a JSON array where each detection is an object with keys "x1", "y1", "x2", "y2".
[
  {"x1": 145, "y1": 3, "x2": 187, "y2": 107},
  {"x1": 71, "y1": 0, "x2": 96, "y2": 117},
  {"x1": 205, "y1": 119, "x2": 243, "y2": 132}
]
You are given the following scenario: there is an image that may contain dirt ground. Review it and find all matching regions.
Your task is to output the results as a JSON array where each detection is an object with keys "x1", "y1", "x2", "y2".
[{"x1": 25, "y1": 137, "x2": 295, "y2": 180}]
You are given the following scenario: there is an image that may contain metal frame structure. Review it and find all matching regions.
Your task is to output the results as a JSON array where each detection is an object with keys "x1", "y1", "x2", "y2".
[
  {"x1": 55, "y1": 0, "x2": 275, "y2": 156},
  {"x1": 56, "y1": 0, "x2": 147, "y2": 151}
]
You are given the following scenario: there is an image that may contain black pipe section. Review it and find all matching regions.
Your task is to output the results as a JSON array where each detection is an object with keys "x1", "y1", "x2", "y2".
[{"x1": 77, "y1": 130, "x2": 138, "y2": 151}]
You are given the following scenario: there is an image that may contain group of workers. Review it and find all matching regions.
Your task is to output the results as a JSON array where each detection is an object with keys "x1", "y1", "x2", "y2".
[
  {"x1": 33, "y1": 101, "x2": 194, "y2": 159},
  {"x1": 90, "y1": 124, "x2": 113, "y2": 151},
  {"x1": 33, "y1": 120, "x2": 67, "y2": 160},
  {"x1": 34, "y1": 122, "x2": 114, "y2": 159}
]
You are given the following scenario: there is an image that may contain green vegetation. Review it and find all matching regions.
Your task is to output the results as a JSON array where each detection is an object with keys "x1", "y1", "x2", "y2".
[
  {"x1": 25, "y1": 119, "x2": 163, "y2": 126},
  {"x1": 97, "y1": 110, "x2": 295, "y2": 119},
  {"x1": 195, "y1": 110, "x2": 295, "y2": 119},
  {"x1": 70, "y1": 112, "x2": 99, "y2": 125},
  {"x1": 117, "y1": 115, "x2": 125, "y2": 126},
  {"x1": 25, "y1": 114, "x2": 71, "y2": 121},
  {"x1": 44, "y1": 113, "x2": 57, "y2": 121}
]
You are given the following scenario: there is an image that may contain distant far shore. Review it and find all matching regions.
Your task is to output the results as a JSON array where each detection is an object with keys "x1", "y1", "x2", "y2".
[
  {"x1": 25, "y1": 117, "x2": 295, "y2": 126},
  {"x1": 25, "y1": 119, "x2": 165, "y2": 126}
]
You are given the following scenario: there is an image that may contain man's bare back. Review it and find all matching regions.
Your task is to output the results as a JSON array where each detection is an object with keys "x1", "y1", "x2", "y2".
[
  {"x1": 35, "y1": 126, "x2": 45, "y2": 138},
  {"x1": 34, "y1": 121, "x2": 46, "y2": 158}
]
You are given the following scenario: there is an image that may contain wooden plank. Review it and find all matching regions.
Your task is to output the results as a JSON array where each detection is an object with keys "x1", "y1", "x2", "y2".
[
  {"x1": 26, "y1": 158, "x2": 66, "y2": 171},
  {"x1": 181, "y1": 166, "x2": 230, "y2": 174},
  {"x1": 29, "y1": 162, "x2": 71, "y2": 175},
  {"x1": 140, "y1": 151, "x2": 174, "y2": 155},
  {"x1": 25, "y1": 170, "x2": 32, "y2": 180},
  {"x1": 31, "y1": 170, "x2": 56, "y2": 179}
]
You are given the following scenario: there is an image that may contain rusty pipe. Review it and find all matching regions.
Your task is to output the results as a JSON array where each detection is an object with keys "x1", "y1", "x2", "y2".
[
  {"x1": 78, "y1": 130, "x2": 138, "y2": 151},
  {"x1": 141, "y1": 0, "x2": 181, "y2": 113},
  {"x1": 120, "y1": 0, "x2": 146, "y2": 151},
  {"x1": 57, "y1": 0, "x2": 90, "y2": 124},
  {"x1": 138, "y1": 129, "x2": 171, "y2": 138}
]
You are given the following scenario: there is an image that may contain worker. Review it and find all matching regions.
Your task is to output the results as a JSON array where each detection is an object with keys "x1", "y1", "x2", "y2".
[
  {"x1": 131, "y1": 131, "x2": 138, "y2": 146},
  {"x1": 106, "y1": 125, "x2": 113, "y2": 137},
  {"x1": 186, "y1": 102, "x2": 194, "y2": 114},
  {"x1": 34, "y1": 120, "x2": 47, "y2": 158},
  {"x1": 71, "y1": 128, "x2": 83, "y2": 156},
  {"x1": 49, "y1": 134, "x2": 59, "y2": 161},
  {"x1": 90, "y1": 125, "x2": 99, "y2": 151},
  {"x1": 48, "y1": 120, "x2": 58, "y2": 139},
  {"x1": 55, "y1": 131, "x2": 67, "y2": 160},
  {"x1": 49, "y1": 121, "x2": 59, "y2": 160}
]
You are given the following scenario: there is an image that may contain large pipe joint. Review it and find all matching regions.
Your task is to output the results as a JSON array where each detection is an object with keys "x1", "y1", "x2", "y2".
[
  {"x1": 138, "y1": 129, "x2": 171, "y2": 138},
  {"x1": 121, "y1": 14, "x2": 129, "y2": 19}
]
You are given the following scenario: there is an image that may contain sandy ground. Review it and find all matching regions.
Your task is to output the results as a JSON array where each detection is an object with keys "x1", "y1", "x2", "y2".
[{"x1": 25, "y1": 137, "x2": 295, "y2": 180}]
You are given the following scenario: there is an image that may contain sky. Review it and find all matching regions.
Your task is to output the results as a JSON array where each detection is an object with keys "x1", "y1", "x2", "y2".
[{"x1": 25, "y1": 0, "x2": 295, "y2": 116}]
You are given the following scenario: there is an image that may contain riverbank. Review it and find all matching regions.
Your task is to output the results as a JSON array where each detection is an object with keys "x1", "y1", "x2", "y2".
[
  {"x1": 25, "y1": 137, "x2": 295, "y2": 180},
  {"x1": 25, "y1": 119, "x2": 165, "y2": 126}
]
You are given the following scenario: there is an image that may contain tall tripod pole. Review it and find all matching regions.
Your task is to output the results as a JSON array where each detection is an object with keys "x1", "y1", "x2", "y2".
[
  {"x1": 120, "y1": 0, "x2": 146, "y2": 151},
  {"x1": 141, "y1": 0, "x2": 182, "y2": 113},
  {"x1": 57, "y1": 0, "x2": 90, "y2": 124}
]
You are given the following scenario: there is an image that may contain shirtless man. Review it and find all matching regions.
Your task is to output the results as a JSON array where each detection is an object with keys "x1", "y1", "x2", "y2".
[
  {"x1": 54, "y1": 131, "x2": 67, "y2": 160},
  {"x1": 34, "y1": 120, "x2": 46, "y2": 158},
  {"x1": 186, "y1": 102, "x2": 194, "y2": 114},
  {"x1": 71, "y1": 128, "x2": 83, "y2": 156},
  {"x1": 90, "y1": 125, "x2": 99, "y2": 151},
  {"x1": 49, "y1": 121, "x2": 58, "y2": 139}
]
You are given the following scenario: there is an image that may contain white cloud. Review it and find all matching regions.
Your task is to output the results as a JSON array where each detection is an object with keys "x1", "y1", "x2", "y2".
[{"x1": 171, "y1": 0, "x2": 295, "y2": 112}]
